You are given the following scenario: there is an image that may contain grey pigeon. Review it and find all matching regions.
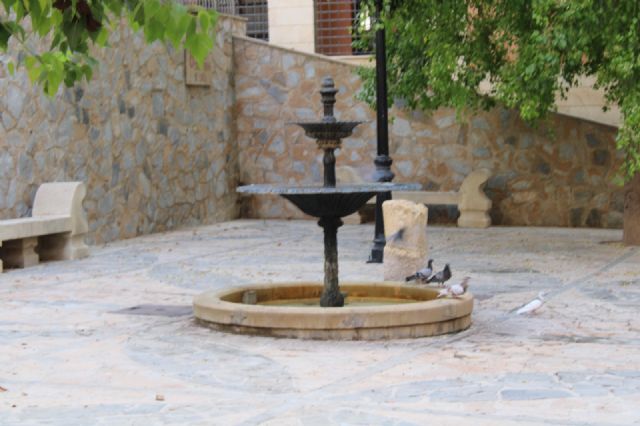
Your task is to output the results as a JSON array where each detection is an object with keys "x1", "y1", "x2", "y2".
[
  {"x1": 389, "y1": 227, "x2": 406, "y2": 243},
  {"x1": 405, "y1": 259, "x2": 434, "y2": 283},
  {"x1": 427, "y1": 264, "x2": 451, "y2": 287}
]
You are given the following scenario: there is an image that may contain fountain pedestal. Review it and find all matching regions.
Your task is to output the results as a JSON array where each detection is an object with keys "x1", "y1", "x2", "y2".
[{"x1": 319, "y1": 216, "x2": 342, "y2": 307}]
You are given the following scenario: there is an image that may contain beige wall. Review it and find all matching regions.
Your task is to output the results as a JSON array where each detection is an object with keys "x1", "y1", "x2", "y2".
[
  {"x1": 268, "y1": 0, "x2": 315, "y2": 53},
  {"x1": 556, "y1": 77, "x2": 621, "y2": 127}
]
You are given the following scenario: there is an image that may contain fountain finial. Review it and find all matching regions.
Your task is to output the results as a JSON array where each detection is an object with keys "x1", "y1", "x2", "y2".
[
  {"x1": 293, "y1": 77, "x2": 362, "y2": 187},
  {"x1": 320, "y1": 77, "x2": 338, "y2": 124}
]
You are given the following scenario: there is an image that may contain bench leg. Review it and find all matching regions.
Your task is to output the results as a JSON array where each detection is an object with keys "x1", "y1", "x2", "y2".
[
  {"x1": 342, "y1": 212, "x2": 362, "y2": 225},
  {"x1": 0, "y1": 237, "x2": 40, "y2": 268},
  {"x1": 458, "y1": 209, "x2": 491, "y2": 228},
  {"x1": 38, "y1": 232, "x2": 89, "y2": 261}
]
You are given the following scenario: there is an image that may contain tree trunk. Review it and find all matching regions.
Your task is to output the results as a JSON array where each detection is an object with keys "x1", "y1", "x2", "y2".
[{"x1": 623, "y1": 173, "x2": 640, "y2": 245}]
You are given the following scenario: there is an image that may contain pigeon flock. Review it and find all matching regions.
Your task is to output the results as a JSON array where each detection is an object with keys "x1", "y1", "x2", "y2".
[
  {"x1": 405, "y1": 261, "x2": 548, "y2": 313},
  {"x1": 405, "y1": 260, "x2": 467, "y2": 298}
]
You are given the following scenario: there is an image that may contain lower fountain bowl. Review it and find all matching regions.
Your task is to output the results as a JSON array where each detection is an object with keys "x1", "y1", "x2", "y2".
[{"x1": 193, "y1": 282, "x2": 473, "y2": 340}]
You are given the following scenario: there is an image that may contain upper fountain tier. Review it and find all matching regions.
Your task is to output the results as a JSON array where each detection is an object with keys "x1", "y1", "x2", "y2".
[
  {"x1": 294, "y1": 121, "x2": 362, "y2": 143},
  {"x1": 291, "y1": 76, "x2": 363, "y2": 153}
]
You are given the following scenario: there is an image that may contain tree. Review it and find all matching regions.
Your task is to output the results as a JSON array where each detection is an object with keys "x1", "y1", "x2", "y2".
[
  {"x1": 357, "y1": 0, "x2": 640, "y2": 244},
  {"x1": 0, "y1": 0, "x2": 217, "y2": 95}
]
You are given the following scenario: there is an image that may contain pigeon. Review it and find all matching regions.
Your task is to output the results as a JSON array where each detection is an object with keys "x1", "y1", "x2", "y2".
[
  {"x1": 388, "y1": 227, "x2": 406, "y2": 243},
  {"x1": 405, "y1": 259, "x2": 434, "y2": 283},
  {"x1": 427, "y1": 264, "x2": 451, "y2": 287},
  {"x1": 437, "y1": 277, "x2": 470, "y2": 298},
  {"x1": 516, "y1": 291, "x2": 547, "y2": 315}
]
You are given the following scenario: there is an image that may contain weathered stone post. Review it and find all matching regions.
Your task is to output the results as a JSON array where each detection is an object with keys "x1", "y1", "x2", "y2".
[{"x1": 382, "y1": 200, "x2": 428, "y2": 281}]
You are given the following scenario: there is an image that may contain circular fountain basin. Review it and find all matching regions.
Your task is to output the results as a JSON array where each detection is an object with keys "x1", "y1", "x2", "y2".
[
  {"x1": 293, "y1": 121, "x2": 363, "y2": 140},
  {"x1": 193, "y1": 282, "x2": 473, "y2": 340}
]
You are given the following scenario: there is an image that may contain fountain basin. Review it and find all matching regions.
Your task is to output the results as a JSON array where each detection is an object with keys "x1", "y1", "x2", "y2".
[
  {"x1": 293, "y1": 121, "x2": 363, "y2": 141},
  {"x1": 237, "y1": 183, "x2": 420, "y2": 217},
  {"x1": 193, "y1": 282, "x2": 473, "y2": 340}
]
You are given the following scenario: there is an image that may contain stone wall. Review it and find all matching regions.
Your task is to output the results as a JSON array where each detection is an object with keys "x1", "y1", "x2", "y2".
[
  {"x1": 233, "y1": 36, "x2": 624, "y2": 228},
  {"x1": 0, "y1": 20, "x2": 625, "y2": 245},
  {"x1": 0, "y1": 16, "x2": 244, "y2": 244}
]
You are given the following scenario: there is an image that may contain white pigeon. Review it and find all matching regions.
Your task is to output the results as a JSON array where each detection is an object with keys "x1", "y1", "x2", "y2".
[
  {"x1": 516, "y1": 291, "x2": 547, "y2": 315},
  {"x1": 437, "y1": 277, "x2": 470, "y2": 298}
]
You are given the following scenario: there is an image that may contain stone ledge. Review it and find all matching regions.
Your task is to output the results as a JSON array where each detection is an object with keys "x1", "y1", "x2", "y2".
[{"x1": 0, "y1": 216, "x2": 72, "y2": 241}]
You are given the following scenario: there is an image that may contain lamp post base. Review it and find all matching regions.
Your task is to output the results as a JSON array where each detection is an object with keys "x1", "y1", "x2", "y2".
[{"x1": 368, "y1": 153, "x2": 394, "y2": 263}]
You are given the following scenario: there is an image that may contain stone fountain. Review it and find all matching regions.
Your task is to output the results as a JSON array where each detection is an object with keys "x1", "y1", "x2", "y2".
[{"x1": 194, "y1": 77, "x2": 473, "y2": 339}]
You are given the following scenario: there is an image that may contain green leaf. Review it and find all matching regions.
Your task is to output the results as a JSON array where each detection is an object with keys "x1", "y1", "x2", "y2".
[
  {"x1": 2, "y1": 0, "x2": 218, "y2": 100},
  {"x1": 165, "y1": 12, "x2": 191, "y2": 48},
  {"x1": 198, "y1": 9, "x2": 210, "y2": 33},
  {"x1": 94, "y1": 27, "x2": 109, "y2": 46},
  {"x1": 185, "y1": 32, "x2": 213, "y2": 68},
  {"x1": 0, "y1": 23, "x2": 10, "y2": 49},
  {"x1": 24, "y1": 55, "x2": 42, "y2": 83},
  {"x1": 7, "y1": 61, "x2": 15, "y2": 76}
]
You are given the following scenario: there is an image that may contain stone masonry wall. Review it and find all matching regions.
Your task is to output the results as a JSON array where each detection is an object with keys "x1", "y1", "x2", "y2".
[
  {"x1": 0, "y1": 16, "x2": 244, "y2": 244},
  {"x1": 234, "y1": 36, "x2": 624, "y2": 228}
]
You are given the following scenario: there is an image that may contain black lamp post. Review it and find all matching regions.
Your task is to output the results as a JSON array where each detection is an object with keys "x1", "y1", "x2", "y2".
[{"x1": 368, "y1": 0, "x2": 394, "y2": 263}]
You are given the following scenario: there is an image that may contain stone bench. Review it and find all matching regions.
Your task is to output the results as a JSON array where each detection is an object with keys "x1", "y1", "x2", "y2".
[
  {"x1": 0, "y1": 182, "x2": 89, "y2": 272},
  {"x1": 338, "y1": 168, "x2": 492, "y2": 228}
]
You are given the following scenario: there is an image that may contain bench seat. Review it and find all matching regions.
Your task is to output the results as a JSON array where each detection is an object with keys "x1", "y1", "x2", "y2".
[{"x1": 0, "y1": 216, "x2": 72, "y2": 241}]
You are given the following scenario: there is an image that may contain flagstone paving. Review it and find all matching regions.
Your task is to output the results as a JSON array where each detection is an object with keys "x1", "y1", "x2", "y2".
[{"x1": 1, "y1": 220, "x2": 639, "y2": 425}]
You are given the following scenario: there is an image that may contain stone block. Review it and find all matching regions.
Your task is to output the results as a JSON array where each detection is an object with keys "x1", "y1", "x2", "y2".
[{"x1": 382, "y1": 199, "x2": 428, "y2": 281}]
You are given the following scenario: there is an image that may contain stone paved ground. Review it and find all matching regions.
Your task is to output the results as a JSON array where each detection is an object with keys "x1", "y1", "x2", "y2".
[{"x1": 1, "y1": 220, "x2": 639, "y2": 425}]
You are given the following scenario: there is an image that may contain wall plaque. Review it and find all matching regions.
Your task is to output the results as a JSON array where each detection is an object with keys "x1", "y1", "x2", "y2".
[{"x1": 185, "y1": 51, "x2": 213, "y2": 87}]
